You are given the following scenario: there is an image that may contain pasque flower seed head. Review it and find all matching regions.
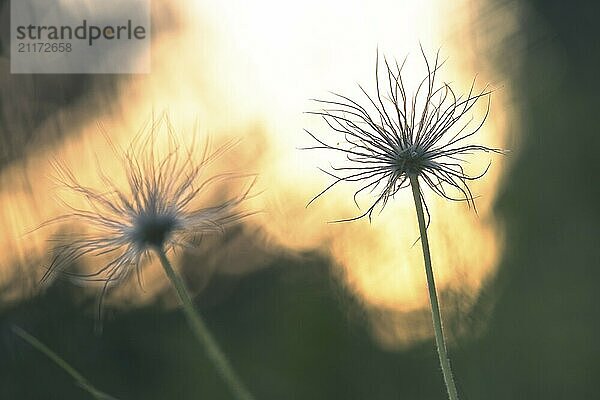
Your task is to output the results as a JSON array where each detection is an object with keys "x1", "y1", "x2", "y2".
[
  {"x1": 42, "y1": 115, "x2": 255, "y2": 316},
  {"x1": 305, "y1": 48, "x2": 503, "y2": 222}
]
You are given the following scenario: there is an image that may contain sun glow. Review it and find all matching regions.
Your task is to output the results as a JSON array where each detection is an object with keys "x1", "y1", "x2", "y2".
[{"x1": 0, "y1": 0, "x2": 511, "y2": 347}]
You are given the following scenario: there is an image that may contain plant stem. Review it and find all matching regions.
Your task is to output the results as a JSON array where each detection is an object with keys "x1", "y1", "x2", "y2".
[
  {"x1": 12, "y1": 326, "x2": 119, "y2": 400},
  {"x1": 409, "y1": 175, "x2": 460, "y2": 400},
  {"x1": 155, "y1": 248, "x2": 255, "y2": 400}
]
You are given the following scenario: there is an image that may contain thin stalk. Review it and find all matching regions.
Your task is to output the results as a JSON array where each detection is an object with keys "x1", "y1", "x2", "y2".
[
  {"x1": 409, "y1": 175, "x2": 459, "y2": 400},
  {"x1": 155, "y1": 248, "x2": 255, "y2": 400},
  {"x1": 12, "y1": 326, "x2": 119, "y2": 400}
]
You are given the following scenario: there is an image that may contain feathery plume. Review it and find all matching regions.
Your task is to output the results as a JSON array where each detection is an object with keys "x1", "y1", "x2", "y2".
[{"x1": 305, "y1": 48, "x2": 502, "y2": 223}]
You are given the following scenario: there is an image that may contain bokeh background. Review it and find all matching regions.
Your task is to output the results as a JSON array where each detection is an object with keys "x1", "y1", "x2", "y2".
[{"x1": 1, "y1": 0, "x2": 599, "y2": 399}]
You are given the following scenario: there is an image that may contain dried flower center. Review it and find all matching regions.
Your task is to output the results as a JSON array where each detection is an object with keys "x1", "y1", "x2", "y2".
[
  {"x1": 394, "y1": 146, "x2": 426, "y2": 176},
  {"x1": 134, "y1": 214, "x2": 178, "y2": 247}
]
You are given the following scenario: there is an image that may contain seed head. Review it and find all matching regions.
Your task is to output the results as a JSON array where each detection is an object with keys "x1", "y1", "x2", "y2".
[
  {"x1": 41, "y1": 115, "x2": 255, "y2": 316},
  {"x1": 305, "y1": 48, "x2": 503, "y2": 222}
]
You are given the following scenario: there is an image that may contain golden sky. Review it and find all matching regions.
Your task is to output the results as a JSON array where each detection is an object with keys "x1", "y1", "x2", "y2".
[{"x1": 0, "y1": 0, "x2": 514, "y2": 348}]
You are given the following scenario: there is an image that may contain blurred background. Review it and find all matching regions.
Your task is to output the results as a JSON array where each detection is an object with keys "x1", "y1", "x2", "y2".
[{"x1": 0, "y1": 0, "x2": 599, "y2": 399}]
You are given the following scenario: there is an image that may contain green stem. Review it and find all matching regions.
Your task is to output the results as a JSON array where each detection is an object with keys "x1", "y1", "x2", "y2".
[
  {"x1": 12, "y1": 326, "x2": 119, "y2": 400},
  {"x1": 155, "y1": 248, "x2": 255, "y2": 400},
  {"x1": 409, "y1": 175, "x2": 460, "y2": 400}
]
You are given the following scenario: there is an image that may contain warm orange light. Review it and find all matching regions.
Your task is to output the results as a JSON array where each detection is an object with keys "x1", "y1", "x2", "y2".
[{"x1": 0, "y1": 0, "x2": 511, "y2": 347}]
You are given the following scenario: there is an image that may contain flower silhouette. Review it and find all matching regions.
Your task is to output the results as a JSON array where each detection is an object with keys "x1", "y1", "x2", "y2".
[
  {"x1": 40, "y1": 114, "x2": 257, "y2": 399},
  {"x1": 306, "y1": 49, "x2": 502, "y2": 222},
  {"x1": 42, "y1": 115, "x2": 254, "y2": 315},
  {"x1": 305, "y1": 49, "x2": 504, "y2": 400}
]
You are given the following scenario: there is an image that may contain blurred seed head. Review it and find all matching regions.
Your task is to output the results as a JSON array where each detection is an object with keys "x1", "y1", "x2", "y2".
[
  {"x1": 41, "y1": 113, "x2": 256, "y2": 318},
  {"x1": 306, "y1": 48, "x2": 503, "y2": 222}
]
